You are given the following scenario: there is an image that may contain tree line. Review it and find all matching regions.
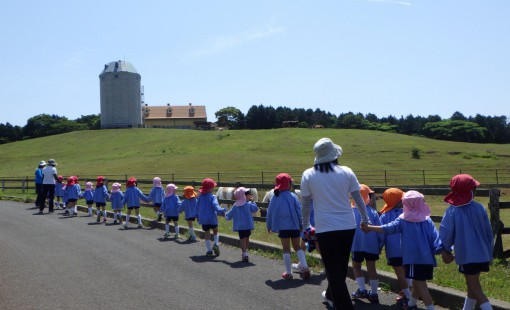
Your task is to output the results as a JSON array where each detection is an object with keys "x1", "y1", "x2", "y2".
[{"x1": 1, "y1": 107, "x2": 509, "y2": 144}]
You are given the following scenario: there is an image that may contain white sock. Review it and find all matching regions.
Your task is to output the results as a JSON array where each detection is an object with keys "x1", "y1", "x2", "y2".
[
  {"x1": 165, "y1": 224, "x2": 170, "y2": 233},
  {"x1": 370, "y1": 279, "x2": 379, "y2": 293},
  {"x1": 205, "y1": 240, "x2": 212, "y2": 252},
  {"x1": 408, "y1": 297, "x2": 418, "y2": 307},
  {"x1": 119, "y1": 212, "x2": 123, "y2": 219},
  {"x1": 296, "y1": 250, "x2": 308, "y2": 268},
  {"x1": 175, "y1": 226, "x2": 179, "y2": 235},
  {"x1": 113, "y1": 213, "x2": 117, "y2": 221},
  {"x1": 88, "y1": 207, "x2": 92, "y2": 215},
  {"x1": 462, "y1": 297, "x2": 476, "y2": 310},
  {"x1": 190, "y1": 227, "x2": 195, "y2": 236},
  {"x1": 74, "y1": 206, "x2": 77, "y2": 213},
  {"x1": 137, "y1": 214, "x2": 142, "y2": 224},
  {"x1": 103, "y1": 210, "x2": 107, "y2": 218},
  {"x1": 425, "y1": 305, "x2": 435, "y2": 310},
  {"x1": 243, "y1": 251, "x2": 248, "y2": 257},
  {"x1": 283, "y1": 253, "x2": 292, "y2": 274},
  {"x1": 402, "y1": 288, "x2": 412, "y2": 299},
  {"x1": 356, "y1": 277, "x2": 366, "y2": 291},
  {"x1": 480, "y1": 302, "x2": 493, "y2": 310},
  {"x1": 96, "y1": 209, "x2": 100, "y2": 215},
  {"x1": 213, "y1": 234, "x2": 219, "y2": 245},
  {"x1": 126, "y1": 215, "x2": 130, "y2": 223},
  {"x1": 407, "y1": 278, "x2": 413, "y2": 287}
]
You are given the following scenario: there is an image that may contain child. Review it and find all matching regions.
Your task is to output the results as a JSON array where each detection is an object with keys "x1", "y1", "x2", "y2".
[
  {"x1": 225, "y1": 187, "x2": 259, "y2": 262},
  {"x1": 64, "y1": 176, "x2": 81, "y2": 216},
  {"x1": 440, "y1": 174, "x2": 494, "y2": 310},
  {"x1": 379, "y1": 188, "x2": 413, "y2": 305},
  {"x1": 82, "y1": 181, "x2": 95, "y2": 216},
  {"x1": 196, "y1": 178, "x2": 226, "y2": 256},
  {"x1": 266, "y1": 173, "x2": 310, "y2": 280},
  {"x1": 351, "y1": 184, "x2": 384, "y2": 304},
  {"x1": 161, "y1": 184, "x2": 181, "y2": 238},
  {"x1": 364, "y1": 190, "x2": 444, "y2": 310},
  {"x1": 121, "y1": 177, "x2": 149, "y2": 229},
  {"x1": 148, "y1": 177, "x2": 165, "y2": 222},
  {"x1": 179, "y1": 186, "x2": 199, "y2": 241},
  {"x1": 54, "y1": 175, "x2": 65, "y2": 210},
  {"x1": 109, "y1": 182, "x2": 124, "y2": 224},
  {"x1": 94, "y1": 176, "x2": 110, "y2": 223}
]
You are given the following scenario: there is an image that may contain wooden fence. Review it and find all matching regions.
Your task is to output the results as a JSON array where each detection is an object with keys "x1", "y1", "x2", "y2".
[{"x1": 2, "y1": 177, "x2": 509, "y2": 258}]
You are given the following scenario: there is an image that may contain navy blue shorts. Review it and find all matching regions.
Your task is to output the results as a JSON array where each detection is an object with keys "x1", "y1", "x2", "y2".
[
  {"x1": 238, "y1": 230, "x2": 252, "y2": 239},
  {"x1": 166, "y1": 216, "x2": 179, "y2": 222},
  {"x1": 202, "y1": 224, "x2": 218, "y2": 231},
  {"x1": 185, "y1": 217, "x2": 196, "y2": 221},
  {"x1": 404, "y1": 264, "x2": 434, "y2": 281},
  {"x1": 67, "y1": 199, "x2": 77, "y2": 203},
  {"x1": 96, "y1": 202, "x2": 106, "y2": 208},
  {"x1": 127, "y1": 206, "x2": 140, "y2": 210},
  {"x1": 352, "y1": 251, "x2": 379, "y2": 263},
  {"x1": 278, "y1": 229, "x2": 301, "y2": 239},
  {"x1": 86, "y1": 200, "x2": 94, "y2": 205},
  {"x1": 387, "y1": 257, "x2": 403, "y2": 267},
  {"x1": 154, "y1": 203, "x2": 161, "y2": 208},
  {"x1": 459, "y1": 262, "x2": 490, "y2": 275}
]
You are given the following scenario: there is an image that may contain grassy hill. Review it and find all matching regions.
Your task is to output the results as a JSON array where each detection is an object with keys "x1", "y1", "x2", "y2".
[{"x1": 1, "y1": 128, "x2": 510, "y2": 184}]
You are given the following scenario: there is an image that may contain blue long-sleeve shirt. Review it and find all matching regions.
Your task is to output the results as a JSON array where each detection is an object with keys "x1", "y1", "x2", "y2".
[
  {"x1": 34, "y1": 168, "x2": 43, "y2": 184},
  {"x1": 66, "y1": 184, "x2": 81, "y2": 200},
  {"x1": 179, "y1": 197, "x2": 198, "y2": 219},
  {"x1": 82, "y1": 190, "x2": 94, "y2": 202},
  {"x1": 439, "y1": 201, "x2": 493, "y2": 265},
  {"x1": 379, "y1": 208, "x2": 404, "y2": 259},
  {"x1": 382, "y1": 217, "x2": 443, "y2": 266},
  {"x1": 352, "y1": 206, "x2": 384, "y2": 254},
  {"x1": 196, "y1": 193, "x2": 226, "y2": 225},
  {"x1": 225, "y1": 202, "x2": 259, "y2": 231},
  {"x1": 122, "y1": 187, "x2": 149, "y2": 207},
  {"x1": 94, "y1": 185, "x2": 109, "y2": 203},
  {"x1": 266, "y1": 191, "x2": 302, "y2": 232},
  {"x1": 110, "y1": 191, "x2": 124, "y2": 210},
  {"x1": 148, "y1": 187, "x2": 165, "y2": 204},
  {"x1": 160, "y1": 194, "x2": 181, "y2": 217}
]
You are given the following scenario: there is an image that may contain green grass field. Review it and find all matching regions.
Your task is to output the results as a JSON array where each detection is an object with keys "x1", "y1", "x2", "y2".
[{"x1": 1, "y1": 128, "x2": 510, "y2": 302}]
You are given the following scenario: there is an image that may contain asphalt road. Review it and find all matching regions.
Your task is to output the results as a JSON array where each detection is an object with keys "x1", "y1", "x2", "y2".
[{"x1": 0, "y1": 201, "x2": 441, "y2": 310}]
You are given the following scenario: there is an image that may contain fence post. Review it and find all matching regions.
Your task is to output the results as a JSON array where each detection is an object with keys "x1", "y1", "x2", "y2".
[
  {"x1": 422, "y1": 170, "x2": 426, "y2": 186},
  {"x1": 495, "y1": 169, "x2": 499, "y2": 185},
  {"x1": 261, "y1": 172, "x2": 264, "y2": 185},
  {"x1": 22, "y1": 177, "x2": 26, "y2": 194},
  {"x1": 489, "y1": 189, "x2": 504, "y2": 259},
  {"x1": 1, "y1": 178, "x2": 4, "y2": 192},
  {"x1": 384, "y1": 170, "x2": 388, "y2": 187},
  {"x1": 172, "y1": 173, "x2": 174, "y2": 182},
  {"x1": 217, "y1": 172, "x2": 220, "y2": 183}
]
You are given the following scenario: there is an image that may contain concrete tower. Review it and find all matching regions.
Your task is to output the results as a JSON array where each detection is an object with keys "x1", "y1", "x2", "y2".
[{"x1": 99, "y1": 60, "x2": 142, "y2": 128}]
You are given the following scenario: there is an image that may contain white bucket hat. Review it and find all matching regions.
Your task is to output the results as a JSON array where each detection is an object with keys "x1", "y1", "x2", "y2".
[{"x1": 313, "y1": 138, "x2": 342, "y2": 164}]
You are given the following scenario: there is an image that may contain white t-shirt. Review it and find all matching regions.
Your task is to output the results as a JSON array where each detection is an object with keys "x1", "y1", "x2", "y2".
[
  {"x1": 41, "y1": 166, "x2": 58, "y2": 185},
  {"x1": 300, "y1": 165, "x2": 360, "y2": 233}
]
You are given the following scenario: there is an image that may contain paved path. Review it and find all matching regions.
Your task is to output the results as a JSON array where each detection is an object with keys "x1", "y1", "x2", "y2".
[{"x1": 0, "y1": 201, "x2": 443, "y2": 310}]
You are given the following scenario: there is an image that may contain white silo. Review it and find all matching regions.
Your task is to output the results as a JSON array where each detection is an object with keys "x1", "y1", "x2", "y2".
[{"x1": 99, "y1": 60, "x2": 143, "y2": 128}]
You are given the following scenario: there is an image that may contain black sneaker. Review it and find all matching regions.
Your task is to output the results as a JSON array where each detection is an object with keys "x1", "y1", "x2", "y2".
[
  {"x1": 157, "y1": 213, "x2": 163, "y2": 222},
  {"x1": 367, "y1": 291, "x2": 379, "y2": 304}
]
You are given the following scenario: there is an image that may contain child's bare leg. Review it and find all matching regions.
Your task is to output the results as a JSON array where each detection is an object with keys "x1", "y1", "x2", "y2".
[
  {"x1": 240, "y1": 237, "x2": 248, "y2": 253},
  {"x1": 352, "y1": 260, "x2": 363, "y2": 278},
  {"x1": 465, "y1": 273, "x2": 489, "y2": 305},
  {"x1": 413, "y1": 280, "x2": 433, "y2": 306},
  {"x1": 366, "y1": 260, "x2": 378, "y2": 280}
]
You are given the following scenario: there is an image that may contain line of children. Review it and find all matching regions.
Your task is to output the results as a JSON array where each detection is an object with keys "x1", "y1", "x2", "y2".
[
  {"x1": 121, "y1": 177, "x2": 149, "y2": 229},
  {"x1": 149, "y1": 177, "x2": 165, "y2": 222},
  {"x1": 351, "y1": 184, "x2": 384, "y2": 304},
  {"x1": 225, "y1": 187, "x2": 259, "y2": 262},
  {"x1": 83, "y1": 181, "x2": 94, "y2": 216},
  {"x1": 196, "y1": 178, "x2": 226, "y2": 256},
  {"x1": 64, "y1": 176, "x2": 81, "y2": 216},
  {"x1": 161, "y1": 183, "x2": 181, "y2": 238},
  {"x1": 94, "y1": 176, "x2": 109, "y2": 223},
  {"x1": 110, "y1": 182, "x2": 124, "y2": 224},
  {"x1": 179, "y1": 186, "x2": 199, "y2": 241},
  {"x1": 266, "y1": 173, "x2": 310, "y2": 280}
]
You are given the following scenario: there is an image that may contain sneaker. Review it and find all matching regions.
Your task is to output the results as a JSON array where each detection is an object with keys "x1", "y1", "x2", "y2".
[
  {"x1": 351, "y1": 289, "x2": 369, "y2": 299},
  {"x1": 103, "y1": 217, "x2": 107, "y2": 223},
  {"x1": 38, "y1": 211, "x2": 44, "y2": 214},
  {"x1": 175, "y1": 233, "x2": 180, "y2": 239},
  {"x1": 96, "y1": 213, "x2": 101, "y2": 222},
  {"x1": 242, "y1": 255, "x2": 249, "y2": 262},
  {"x1": 164, "y1": 232, "x2": 171, "y2": 238},
  {"x1": 367, "y1": 291, "x2": 379, "y2": 304},
  {"x1": 157, "y1": 213, "x2": 163, "y2": 222},
  {"x1": 123, "y1": 223, "x2": 128, "y2": 229},
  {"x1": 113, "y1": 220, "x2": 118, "y2": 224},
  {"x1": 396, "y1": 295, "x2": 409, "y2": 307},
  {"x1": 206, "y1": 251, "x2": 214, "y2": 257},
  {"x1": 190, "y1": 235, "x2": 197, "y2": 242},
  {"x1": 137, "y1": 223, "x2": 143, "y2": 229},
  {"x1": 402, "y1": 303, "x2": 418, "y2": 310},
  {"x1": 73, "y1": 212, "x2": 78, "y2": 216},
  {"x1": 281, "y1": 272, "x2": 293, "y2": 280},
  {"x1": 322, "y1": 291, "x2": 334, "y2": 308},
  {"x1": 63, "y1": 210, "x2": 69, "y2": 215},
  {"x1": 212, "y1": 244, "x2": 220, "y2": 256},
  {"x1": 292, "y1": 263, "x2": 302, "y2": 273},
  {"x1": 299, "y1": 266, "x2": 311, "y2": 280}
]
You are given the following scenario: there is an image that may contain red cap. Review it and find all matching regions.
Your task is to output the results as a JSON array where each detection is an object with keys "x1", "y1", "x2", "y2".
[
  {"x1": 275, "y1": 173, "x2": 293, "y2": 191},
  {"x1": 199, "y1": 178, "x2": 217, "y2": 194},
  {"x1": 126, "y1": 177, "x2": 137, "y2": 188},
  {"x1": 443, "y1": 174, "x2": 480, "y2": 206}
]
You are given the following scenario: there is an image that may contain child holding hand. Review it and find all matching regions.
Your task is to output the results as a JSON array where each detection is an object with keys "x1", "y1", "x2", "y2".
[
  {"x1": 110, "y1": 182, "x2": 124, "y2": 224},
  {"x1": 82, "y1": 181, "x2": 94, "y2": 216},
  {"x1": 149, "y1": 177, "x2": 165, "y2": 222},
  {"x1": 161, "y1": 184, "x2": 181, "y2": 238},
  {"x1": 94, "y1": 176, "x2": 110, "y2": 223},
  {"x1": 179, "y1": 186, "x2": 199, "y2": 241},
  {"x1": 121, "y1": 177, "x2": 149, "y2": 229},
  {"x1": 196, "y1": 178, "x2": 226, "y2": 256}
]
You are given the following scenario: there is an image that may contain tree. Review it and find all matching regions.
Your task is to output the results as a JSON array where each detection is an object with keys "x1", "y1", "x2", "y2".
[
  {"x1": 75, "y1": 114, "x2": 101, "y2": 130},
  {"x1": 422, "y1": 120, "x2": 487, "y2": 143},
  {"x1": 215, "y1": 107, "x2": 245, "y2": 129},
  {"x1": 23, "y1": 114, "x2": 85, "y2": 139}
]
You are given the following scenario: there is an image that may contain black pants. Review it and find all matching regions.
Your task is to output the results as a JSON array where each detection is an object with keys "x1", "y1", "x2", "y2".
[
  {"x1": 35, "y1": 183, "x2": 44, "y2": 207},
  {"x1": 316, "y1": 229, "x2": 356, "y2": 310},
  {"x1": 39, "y1": 184, "x2": 55, "y2": 212}
]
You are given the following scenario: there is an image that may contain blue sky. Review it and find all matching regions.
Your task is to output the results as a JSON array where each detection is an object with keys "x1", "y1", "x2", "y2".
[{"x1": 1, "y1": 0, "x2": 508, "y2": 126}]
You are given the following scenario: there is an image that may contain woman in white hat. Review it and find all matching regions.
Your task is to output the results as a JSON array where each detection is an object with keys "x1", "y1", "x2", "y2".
[
  {"x1": 39, "y1": 159, "x2": 58, "y2": 213},
  {"x1": 300, "y1": 138, "x2": 369, "y2": 309}
]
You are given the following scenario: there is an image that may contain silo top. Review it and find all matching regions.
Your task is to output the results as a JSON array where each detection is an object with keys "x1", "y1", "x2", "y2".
[{"x1": 100, "y1": 60, "x2": 139, "y2": 75}]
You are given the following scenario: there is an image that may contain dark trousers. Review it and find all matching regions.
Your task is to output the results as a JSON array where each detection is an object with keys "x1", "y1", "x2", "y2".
[
  {"x1": 316, "y1": 229, "x2": 356, "y2": 310},
  {"x1": 35, "y1": 183, "x2": 44, "y2": 207},
  {"x1": 39, "y1": 184, "x2": 55, "y2": 212}
]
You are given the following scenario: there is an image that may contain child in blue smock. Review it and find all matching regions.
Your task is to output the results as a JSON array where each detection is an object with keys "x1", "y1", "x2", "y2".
[
  {"x1": 179, "y1": 186, "x2": 198, "y2": 241},
  {"x1": 82, "y1": 181, "x2": 94, "y2": 216},
  {"x1": 54, "y1": 175, "x2": 65, "y2": 210},
  {"x1": 225, "y1": 187, "x2": 259, "y2": 262},
  {"x1": 266, "y1": 173, "x2": 310, "y2": 280},
  {"x1": 94, "y1": 176, "x2": 109, "y2": 223},
  {"x1": 440, "y1": 174, "x2": 494, "y2": 310},
  {"x1": 109, "y1": 182, "x2": 124, "y2": 224},
  {"x1": 64, "y1": 176, "x2": 81, "y2": 216},
  {"x1": 148, "y1": 177, "x2": 165, "y2": 222},
  {"x1": 351, "y1": 184, "x2": 384, "y2": 304},
  {"x1": 122, "y1": 177, "x2": 149, "y2": 229},
  {"x1": 365, "y1": 190, "x2": 444, "y2": 310},
  {"x1": 161, "y1": 184, "x2": 181, "y2": 238},
  {"x1": 196, "y1": 178, "x2": 226, "y2": 256},
  {"x1": 379, "y1": 188, "x2": 412, "y2": 305}
]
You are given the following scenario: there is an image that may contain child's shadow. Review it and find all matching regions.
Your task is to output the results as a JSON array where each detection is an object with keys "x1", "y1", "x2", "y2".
[
  {"x1": 222, "y1": 260, "x2": 256, "y2": 269},
  {"x1": 264, "y1": 278, "x2": 306, "y2": 290},
  {"x1": 189, "y1": 255, "x2": 225, "y2": 264},
  {"x1": 157, "y1": 237, "x2": 174, "y2": 242},
  {"x1": 87, "y1": 222, "x2": 103, "y2": 225}
]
